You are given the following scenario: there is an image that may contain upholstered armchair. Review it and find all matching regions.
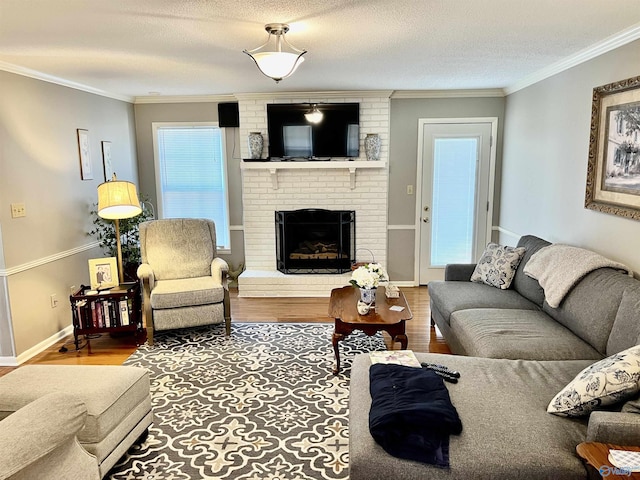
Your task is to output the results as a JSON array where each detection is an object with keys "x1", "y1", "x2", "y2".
[{"x1": 137, "y1": 218, "x2": 230, "y2": 345}]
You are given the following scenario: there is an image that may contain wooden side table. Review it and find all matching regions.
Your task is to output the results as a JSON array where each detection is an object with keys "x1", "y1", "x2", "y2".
[
  {"x1": 328, "y1": 286, "x2": 412, "y2": 374},
  {"x1": 576, "y1": 442, "x2": 640, "y2": 479},
  {"x1": 69, "y1": 282, "x2": 143, "y2": 353}
]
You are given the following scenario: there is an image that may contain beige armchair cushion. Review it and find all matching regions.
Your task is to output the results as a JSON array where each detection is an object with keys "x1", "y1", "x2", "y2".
[{"x1": 151, "y1": 276, "x2": 225, "y2": 309}]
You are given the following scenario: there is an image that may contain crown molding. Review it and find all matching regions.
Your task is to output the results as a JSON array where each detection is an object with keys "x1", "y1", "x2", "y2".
[
  {"x1": 0, "y1": 61, "x2": 134, "y2": 103},
  {"x1": 134, "y1": 94, "x2": 237, "y2": 104},
  {"x1": 391, "y1": 89, "x2": 505, "y2": 99},
  {"x1": 505, "y1": 22, "x2": 640, "y2": 95},
  {"x1": 233, "y1": 90, "x2": 394, "y2": 101}
]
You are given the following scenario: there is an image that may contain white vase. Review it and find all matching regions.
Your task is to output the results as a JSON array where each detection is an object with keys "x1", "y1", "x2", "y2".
[
  {"x1": 359, "y1": 287, "x2": 376, "y2": 305},
  {"x1": 248, "y1": 132, "x2": 263, "y2": 159},
  {"x1": 364, "y1": 134, "x2": 381, "y2": 161}
]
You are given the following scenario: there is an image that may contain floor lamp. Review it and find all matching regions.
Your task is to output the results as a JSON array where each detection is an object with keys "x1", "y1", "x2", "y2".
[{"x1": 97, "y1": 175, "x2": 142, "y2": 284}]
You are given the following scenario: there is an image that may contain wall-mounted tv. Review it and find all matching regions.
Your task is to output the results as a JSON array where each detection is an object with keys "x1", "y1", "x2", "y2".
[{"x1": 267, "y1": 103, "x2": 359, "y2": 159}]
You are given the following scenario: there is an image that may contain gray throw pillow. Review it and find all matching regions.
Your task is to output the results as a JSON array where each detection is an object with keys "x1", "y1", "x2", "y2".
[
  {"x1": 470, "y1": 243, "x2": 526, "y2": 290},
  {"x1": 548, "y1": 345, "x2": 640, "y2": 417}
]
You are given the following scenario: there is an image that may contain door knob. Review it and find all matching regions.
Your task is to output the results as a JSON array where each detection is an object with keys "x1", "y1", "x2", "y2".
[
  {"x1": 422, "y1": 217, "x2": 430, "y2": 223},
  {"x1": 424, "y1": 206, "x2": 430, "y2": 211}
]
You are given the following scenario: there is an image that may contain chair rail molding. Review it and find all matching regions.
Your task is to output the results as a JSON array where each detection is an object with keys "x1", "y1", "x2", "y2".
[{"x1": 0, "y1": 241, "x2": 100, "y2": 277}]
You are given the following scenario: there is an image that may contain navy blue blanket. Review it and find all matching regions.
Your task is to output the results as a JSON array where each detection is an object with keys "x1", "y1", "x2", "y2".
[{"x1": 368, "y1": 363, "x2": 462, "y2": 467}]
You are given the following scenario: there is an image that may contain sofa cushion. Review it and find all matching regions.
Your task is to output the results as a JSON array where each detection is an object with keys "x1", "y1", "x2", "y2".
[
  {"x1": 607, "y1": 286, "x2": 640, "y2": 356},
  {"x1": 349, "y1": 353, "x2": 591, "y2": 480},
  {"x1": 543, "y1": 268, "x2": 634, "y2": 355},
  {"x1": 512, "y1": 235, "x2": 550, "y2": 307},
  {"x1": 428, "y1": 281, "x2": 539, "y2": 325},
  {"x1": 450, "y1": 309, "x2": 603, "y2": 360},
  {"x1": 470, "y1": 243, "x2": 526, "y2": 290},
  {"x1": 151, "y1": 276, "x2": 224, "y2": 309},
  {"x1": 548, "y1": 345, "x2": 640, "y2": 417}
]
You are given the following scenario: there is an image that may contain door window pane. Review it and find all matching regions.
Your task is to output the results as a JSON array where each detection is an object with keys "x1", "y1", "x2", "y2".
[{"x1": 431, "y1": 138, "x2": 478, "y2": 266}]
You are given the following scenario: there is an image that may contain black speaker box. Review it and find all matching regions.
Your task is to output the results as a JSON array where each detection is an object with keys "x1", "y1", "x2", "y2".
[{"x1": 218, "y1": 102, "x2": 239, "y2": 127}]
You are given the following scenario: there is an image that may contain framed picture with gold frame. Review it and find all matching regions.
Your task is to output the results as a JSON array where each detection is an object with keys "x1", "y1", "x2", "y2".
[
  {"x1": 585, "y1": 75, "x2": 640, "y2": 221},
  {"x1": 88, "y1": 257, "x2": 118, "y2": 290}
]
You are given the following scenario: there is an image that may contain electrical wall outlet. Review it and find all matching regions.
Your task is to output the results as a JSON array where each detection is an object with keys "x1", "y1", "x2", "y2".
[
  {"x1": 50, "y1": 294, "x2": 58, "y2": 308},
  {"x1": 10, "y1": 203, "x2": 26, "y2": 218}
]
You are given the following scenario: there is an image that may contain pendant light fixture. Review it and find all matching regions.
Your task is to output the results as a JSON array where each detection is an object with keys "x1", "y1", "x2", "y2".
[
  {"x1": 243, "y1": 23, "x2": 306, "y2": 83},
  {"x1": 304, "y1": 104, "x2": 323, "y2": 124}
]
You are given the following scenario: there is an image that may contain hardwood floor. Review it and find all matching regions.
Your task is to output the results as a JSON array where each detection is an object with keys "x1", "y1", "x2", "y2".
[{"x1": 0, "y1": 286, "x2": 450, "y2": 377}]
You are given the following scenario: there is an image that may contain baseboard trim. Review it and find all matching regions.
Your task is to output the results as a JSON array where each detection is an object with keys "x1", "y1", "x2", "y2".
[
  {"x1": 13, "y1": 325, "x2": 74, "y2": 365},
  {"x1": 393, "y1": 281, "x2": 418, "y2": 287},
  {"x1": 0, "y1": 356, "x2": 18, "y2": 367}
]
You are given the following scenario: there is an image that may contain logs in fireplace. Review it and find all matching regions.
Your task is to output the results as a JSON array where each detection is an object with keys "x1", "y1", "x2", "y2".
[{"x1": 275, "y1": 209, "x2": 355, "y2": 274}]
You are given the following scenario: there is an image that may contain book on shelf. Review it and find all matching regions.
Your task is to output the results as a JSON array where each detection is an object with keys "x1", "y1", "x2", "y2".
[
  {"x1": 119, "y1": 300, "x2": 130, "y2": 326},
  {"x1": 369, "y1": 350, "x2": 421, "y2": 368}
]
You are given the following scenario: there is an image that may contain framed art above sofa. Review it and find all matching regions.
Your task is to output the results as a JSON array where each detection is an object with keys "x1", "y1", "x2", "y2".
[{"x1": 585, "y1": 75, "x2": 640, "y2": 221}]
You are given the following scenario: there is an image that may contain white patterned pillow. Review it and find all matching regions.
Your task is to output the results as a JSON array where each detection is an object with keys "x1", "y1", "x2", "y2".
[
  {"x1": 470, "y1": 243, "x2": 526, "y2": 290},
  {"x1": 547, "y1": 345, "x2": 640, "y2": 417}
]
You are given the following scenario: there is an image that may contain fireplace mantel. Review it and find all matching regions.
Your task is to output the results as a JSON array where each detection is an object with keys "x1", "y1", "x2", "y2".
[{"x1": 241, "y1": 160, "x2": 387, "y2": 189}]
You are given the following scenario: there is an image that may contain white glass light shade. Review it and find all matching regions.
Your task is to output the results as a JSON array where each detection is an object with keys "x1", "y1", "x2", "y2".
[
  {"x1": 97, "y1": 180, "x2": 142, "y2": 220},
  {"x1": 250, "y1": 52, "x2": 305, "y2": 81}
]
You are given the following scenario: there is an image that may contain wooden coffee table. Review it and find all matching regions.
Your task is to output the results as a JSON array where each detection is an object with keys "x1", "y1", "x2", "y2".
[
  {"x1": 328, "y1": 285, "x2": 413, "y2": 374},
  {"x1": 576, "y1": 442, "x2": 640, "y2": 479}
]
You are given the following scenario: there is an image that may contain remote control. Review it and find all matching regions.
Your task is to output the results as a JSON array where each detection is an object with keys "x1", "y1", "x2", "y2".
[
  {"x1": 420, "y1": 362, "x2": 461, "y2": 378},
  {"x1": 427, "y1": 368, "x2": 459, "y2": 383}
]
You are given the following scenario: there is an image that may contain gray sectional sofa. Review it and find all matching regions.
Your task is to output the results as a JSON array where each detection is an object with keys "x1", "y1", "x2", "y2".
[
  {"x1": 428, "y1": 235, "x2": 639, "y2": 362},
  {"x1": 349, "y1": 235, "x2": 640, "y2": 480}
]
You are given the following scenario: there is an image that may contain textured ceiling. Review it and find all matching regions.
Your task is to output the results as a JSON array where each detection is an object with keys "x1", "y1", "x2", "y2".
[{"x1": 1, "y1": 0, "x2": 640, "y2": 99}]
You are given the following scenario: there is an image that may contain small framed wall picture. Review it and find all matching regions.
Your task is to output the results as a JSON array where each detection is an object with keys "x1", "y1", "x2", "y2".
[
  {"x1": 77, "y1": 129, "x2": 93, "y2": 180},
  {"x1": 101, "y1": 141, "x2": 113, "y2": 181},
  {"x1": 88, "y1": 257, "x2": 119, "y2": 290}
]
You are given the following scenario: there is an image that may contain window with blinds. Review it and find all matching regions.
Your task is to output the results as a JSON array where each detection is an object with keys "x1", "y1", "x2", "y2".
[{"x1": 152, "y1": 122, "x2": 230, "y2": 250}]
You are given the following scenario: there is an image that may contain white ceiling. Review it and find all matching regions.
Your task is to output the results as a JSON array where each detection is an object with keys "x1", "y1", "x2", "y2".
[{"x1": 1, "y1": 0, "x2": 640, "y2": 101}]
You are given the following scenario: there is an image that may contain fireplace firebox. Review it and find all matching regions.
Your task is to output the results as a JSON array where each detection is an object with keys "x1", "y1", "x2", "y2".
[{"x1": 276, "y1": 209, "x2": 355, "y2": 274}]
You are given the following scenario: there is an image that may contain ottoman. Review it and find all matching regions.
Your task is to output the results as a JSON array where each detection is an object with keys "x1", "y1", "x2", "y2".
[{"x1": 0, "y1": 365, "x2": 152, "y2": 478}]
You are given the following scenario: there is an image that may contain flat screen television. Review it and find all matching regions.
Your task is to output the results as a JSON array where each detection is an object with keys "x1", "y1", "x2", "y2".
[{"x1": 267, "y1": 103, "x2": 359, "y2": 159}]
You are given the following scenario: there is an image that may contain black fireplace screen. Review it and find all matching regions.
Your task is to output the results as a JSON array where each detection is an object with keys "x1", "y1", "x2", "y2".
[{"x1": 275, "y1": 209, "x2": 355, "y2": 274}]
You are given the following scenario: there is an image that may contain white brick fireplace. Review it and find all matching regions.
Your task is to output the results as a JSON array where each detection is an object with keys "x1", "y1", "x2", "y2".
[{"x1": 235, "y1": 92, "x2": 391, "y2": 297}]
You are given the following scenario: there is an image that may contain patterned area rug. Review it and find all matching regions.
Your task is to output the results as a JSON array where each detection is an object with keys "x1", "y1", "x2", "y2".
[{"x1": 108, "y1": 322, "x2": 386, "y2": 480}]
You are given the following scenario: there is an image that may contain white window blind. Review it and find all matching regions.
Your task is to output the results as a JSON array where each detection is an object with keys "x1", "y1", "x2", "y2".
[{"x1": 153, "y1": 123, "x2": 230, "y2": 250}]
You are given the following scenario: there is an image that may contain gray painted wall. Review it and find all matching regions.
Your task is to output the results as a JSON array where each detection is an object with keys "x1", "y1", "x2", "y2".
[
  {"x1": 133, "y1": 102, "x2": 245, "y2": 272},
  {"x1": 500, "y1": 39, "x2": 640, "y2": 272},
  {"x1": 0, "y1": 71, "x2": 137, "y2": 359},
  {"x1": 387, "y1": 96, "x2": 506, "y2": 281}
]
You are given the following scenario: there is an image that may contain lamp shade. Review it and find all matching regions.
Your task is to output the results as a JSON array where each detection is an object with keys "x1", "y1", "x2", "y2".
[
  {"x1": 250, "y1": 52, "x2": 304, "y2": 82},
  {"x1": 97, "y1": 180, "x2": 142, "y2": 220}
]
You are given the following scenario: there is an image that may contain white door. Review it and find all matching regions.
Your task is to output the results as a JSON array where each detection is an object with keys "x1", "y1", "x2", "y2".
[{"x1": 418, "y1": 120, "x2": 495, "y2": 284}]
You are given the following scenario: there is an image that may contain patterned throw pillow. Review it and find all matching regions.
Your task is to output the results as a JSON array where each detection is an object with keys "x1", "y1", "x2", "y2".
[
  {"x1": 547, "y1": 345, "x2": 640, "y2": 417},
  {"x1": 470, "y1": 243, "x2": 526, "y2": 290}
]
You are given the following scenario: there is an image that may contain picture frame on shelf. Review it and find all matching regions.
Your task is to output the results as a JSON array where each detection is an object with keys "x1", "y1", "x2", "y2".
[
  {"x1": 585, "y1": 75, "x2": 640, "y2": 221},
  {"x1": 88, "y1": 257, "x2": 119, "y2": 290},
  {"x1": 101, "y1": 141, "x2": 113, "y2": 182},
  {"x1": 77, "y1": 128, "x2": 93, "y2": 180}
]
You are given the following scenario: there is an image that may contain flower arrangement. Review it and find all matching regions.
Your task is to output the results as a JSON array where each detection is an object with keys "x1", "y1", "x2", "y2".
[{"x1": 350, "y1": 263, "x2": 388, "y2": 289}]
